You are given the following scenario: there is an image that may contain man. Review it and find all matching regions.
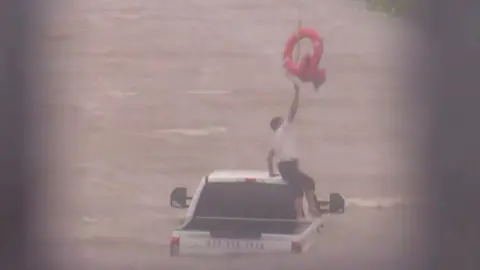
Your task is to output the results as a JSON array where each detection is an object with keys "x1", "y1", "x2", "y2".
[{"x1": 267, "y1": 82, "x2": 321, "y2": 221}]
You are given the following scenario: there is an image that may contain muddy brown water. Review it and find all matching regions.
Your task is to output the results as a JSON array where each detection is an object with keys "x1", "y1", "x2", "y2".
[{"x1": 38, "y1": 0, "x2": 427, "y2": 268}]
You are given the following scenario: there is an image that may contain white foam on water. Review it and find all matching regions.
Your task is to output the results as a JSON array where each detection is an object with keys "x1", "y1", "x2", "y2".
[
  {"x1": 107, "y1": 91, "x2": 138, "y2": 98},
  {"x1": 185, "y1": 90, "x2": 232, "y2": 95},
  {"x1": 82, "y1": 216, "x2": 97, "y2": 223},
  {"x1": 345, "y1": 197, "x2": 415, "y2": 208},
  {"x1": 78, "y1": 234, "x2": 165, "y2": 246},
  {"x1": 153, "y1": 127, "x2": 227, "y2": 137}
]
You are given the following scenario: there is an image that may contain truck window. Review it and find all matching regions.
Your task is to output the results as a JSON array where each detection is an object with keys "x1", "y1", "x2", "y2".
[{"x1": 193, "y1": 182, "x2": 297, "y2": 220}]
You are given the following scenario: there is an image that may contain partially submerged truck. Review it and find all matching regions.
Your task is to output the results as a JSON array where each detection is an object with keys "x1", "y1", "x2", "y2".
[{"x1": 169, "y1": 170, "x2": 345, "y2": 256}]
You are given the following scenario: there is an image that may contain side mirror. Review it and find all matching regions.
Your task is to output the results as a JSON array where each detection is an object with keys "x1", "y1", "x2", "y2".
[
  {"x1": 328, "y1": 193, "x2": 345, "y2": 214},
  {"x1": 170, "y1": 187, "x2": 191, "y2": 209}
]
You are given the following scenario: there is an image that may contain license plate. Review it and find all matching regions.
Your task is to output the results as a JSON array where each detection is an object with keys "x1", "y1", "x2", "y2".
[{"x1": 206, "y1": 239, "x2": 264, "y2": 250}]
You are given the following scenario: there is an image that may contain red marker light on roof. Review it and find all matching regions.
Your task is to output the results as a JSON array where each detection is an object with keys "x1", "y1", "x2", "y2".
[
  {"x1": 170, "y1": 236, "x2": 180, "y2": 256},
  {"x1": 245, "y1": 178, "x2": 256, "y2": 182},
  {"x1": 291, "y1": 241, "x2": 302, "y2": 253},
  {"x1": 170, "y1": 236, "x2": 180, "y2": 245}
]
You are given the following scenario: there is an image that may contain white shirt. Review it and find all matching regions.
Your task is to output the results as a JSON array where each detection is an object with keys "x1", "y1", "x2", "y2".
[{"x1": 272, "y1": 121, "x2": 298, "y2": 161}]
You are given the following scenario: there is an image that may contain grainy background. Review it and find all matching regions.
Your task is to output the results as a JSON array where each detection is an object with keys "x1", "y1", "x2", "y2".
[{"x1": 38, "y1": 0, "x2": 426, "y2": 269}]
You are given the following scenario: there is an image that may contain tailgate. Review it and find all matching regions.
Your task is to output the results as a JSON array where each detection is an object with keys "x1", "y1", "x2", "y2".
[
  {"x1": 170, "y1": 218, "x2": 322, "y2": 256},
  {"x1": 171, "y1": 230, "x2": 292, "y2": 256}
]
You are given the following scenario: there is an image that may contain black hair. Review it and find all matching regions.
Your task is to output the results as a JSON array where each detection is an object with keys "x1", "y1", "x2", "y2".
[{"x1": 270, "y1": 116, "x2": 283, "y2": 131}]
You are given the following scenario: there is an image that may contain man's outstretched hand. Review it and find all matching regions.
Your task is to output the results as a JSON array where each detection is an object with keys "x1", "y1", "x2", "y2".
[
  {"x1": 286, "y1": 71, "x2": 302, "y2": 86},
  {"x1": 287, "y1": 78, "x2": 301, "y2": 123},
  {"x1": 293, "y1": 83, "x2": 300, "y2": 92}
]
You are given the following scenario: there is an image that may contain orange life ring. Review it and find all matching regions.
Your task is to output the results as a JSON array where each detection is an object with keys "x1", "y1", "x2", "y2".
[{"x1": 283, "y1": 27, "x2": 326, "y2": 89}]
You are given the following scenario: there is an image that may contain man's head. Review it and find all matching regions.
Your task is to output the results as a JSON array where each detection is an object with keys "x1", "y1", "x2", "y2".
[{"x1": 270, "y1": 116, "x2": 284, "y2": 131}]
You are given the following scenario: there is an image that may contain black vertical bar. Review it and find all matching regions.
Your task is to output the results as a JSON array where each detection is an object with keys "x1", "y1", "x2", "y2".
[
  {"x1": 0, "y1": 0, "x2": 44, "y2": 269},
  {"x1": 423, "y1": 0, "x2": 480, "y2": 269}
]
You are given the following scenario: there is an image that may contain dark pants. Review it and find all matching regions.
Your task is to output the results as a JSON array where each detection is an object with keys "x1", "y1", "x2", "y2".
[{"x1": 277, "y1": 159, "x2": 315, "y2": 198}]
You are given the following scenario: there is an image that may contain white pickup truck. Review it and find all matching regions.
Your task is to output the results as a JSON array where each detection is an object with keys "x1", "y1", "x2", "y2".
[{"x1": 168, "y1": 170, "x2": 345, "y2": 256}]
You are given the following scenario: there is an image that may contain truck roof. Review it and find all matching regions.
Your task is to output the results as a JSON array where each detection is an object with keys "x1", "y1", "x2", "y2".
[{"x1": 206, "y1": 170, "x2": 287, "y2": 184}]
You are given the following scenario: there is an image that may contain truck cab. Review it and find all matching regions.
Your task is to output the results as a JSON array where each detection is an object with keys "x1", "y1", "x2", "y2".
[{"x1": 169, "y1": 170, "x2": 344, "y2": 256}]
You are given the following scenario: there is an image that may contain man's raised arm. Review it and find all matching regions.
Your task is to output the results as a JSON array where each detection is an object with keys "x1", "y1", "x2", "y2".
[{"x1": 287, "y1": 84, "x2": 300, "y2": 122}]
